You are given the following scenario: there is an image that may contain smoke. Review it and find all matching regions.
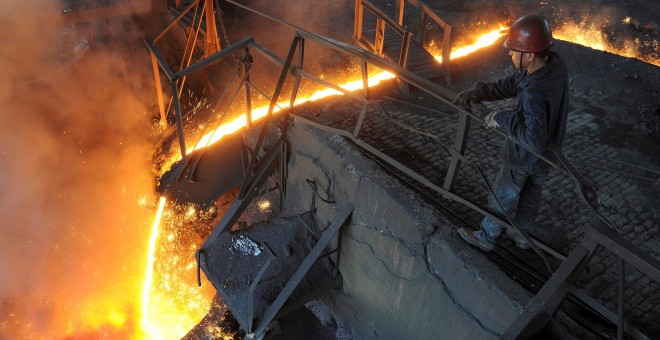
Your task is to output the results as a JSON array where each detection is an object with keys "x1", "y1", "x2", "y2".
[
  {"x1": 224, "y1": 0, "x2": 357, "y2": 78},
  {"x1": 0, "y1": 8, "x2": 160, "y2": 339}
]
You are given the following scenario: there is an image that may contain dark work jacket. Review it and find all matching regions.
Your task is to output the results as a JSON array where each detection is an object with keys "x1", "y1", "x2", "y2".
[{"x1": 471, "y1": 52, "x2": 569, "y2": 174}]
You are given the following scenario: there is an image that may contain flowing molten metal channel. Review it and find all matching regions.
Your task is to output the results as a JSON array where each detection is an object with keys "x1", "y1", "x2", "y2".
[{"x1": 141, "y1": 196, "x2": 167, "y2": 337}]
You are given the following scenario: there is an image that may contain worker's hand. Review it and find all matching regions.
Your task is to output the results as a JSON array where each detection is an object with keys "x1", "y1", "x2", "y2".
[
  {"x1": 452, "y1": 90, "x2": 479, "y2": 110},
  {"x1": 484, "y1": 109, "x2": 504, "y2": 129},
  {"x1": 471, "y1": 103, "x2": 490, "y2": 118}
]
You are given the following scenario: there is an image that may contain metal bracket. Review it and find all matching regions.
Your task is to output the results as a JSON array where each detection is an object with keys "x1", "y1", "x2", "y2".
[{"x1": 252, "y1": 203, "x2": 354, "y2": 338}]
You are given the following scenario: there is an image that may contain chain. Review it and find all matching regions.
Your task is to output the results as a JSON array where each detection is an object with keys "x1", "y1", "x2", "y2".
[{"x1": 213, "y1": 0, "x2": 233, "y2": 52}]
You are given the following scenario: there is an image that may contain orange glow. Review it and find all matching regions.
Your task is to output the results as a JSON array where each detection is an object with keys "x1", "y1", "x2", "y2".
[
  {"x1": 433, "y1": 26, "x2": 508, "y2": 62},
  {"x1": 140, "y1": 196, "x2": 166, "y2": 337},
  {"x1": 138, "y1": 198, "x2": 218, "y2": 340},
  {"x1": 555, "y1": 19, "x2": 660, "y2": 66}
]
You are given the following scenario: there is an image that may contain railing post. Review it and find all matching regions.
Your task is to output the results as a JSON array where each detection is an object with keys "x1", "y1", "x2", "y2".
[
  {"x1": 360, "y1": 60, "x2": 369, "y2": 99},
  {"x1": 354, "y1": 0, "x2": 363, "y2": 41},
  {"x1": 441, "y1": 23, "x2": 453, "y2": 85},
  {"x1": 375, "y1": 18, "x2": 385, "y2": 55},
  {"x1": 502, "y1": 244, "x2": 594, "y2": 339},
  {"x1": 396, "y1": 31, "x2": 413, "y2": 97},
  {"x1": 243, "y1": 48, "x2": 253, "y2": 129},
  {"x1": 417, "y1": 10, "x2": 427, "y2": 44},
  {"x1": 151, "y1": 51, "x2": 167, "y2": 130},
  {"x1": 395, "y1": 0, "x2": 404, "y2": 25},
  {"x1": 171, "y1": 79, "x2": 188, "y2": 165},
  {"x1": 617, "y1": 257, "x2": 625, "y2": 340},
  {"x1": 443, "y1": 111, "x2": 470, "y2": 191},
  {"x1": 203, "y1": 0, "x2": 220, "y2": 57},
  {"x1": 399, "y1": 31, "x2": 412, "y2": 68}
]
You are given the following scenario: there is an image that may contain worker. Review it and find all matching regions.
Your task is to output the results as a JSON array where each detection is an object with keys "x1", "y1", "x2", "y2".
[{"x1": 452, "y1": 14, "x2": 569, "y2": 252}]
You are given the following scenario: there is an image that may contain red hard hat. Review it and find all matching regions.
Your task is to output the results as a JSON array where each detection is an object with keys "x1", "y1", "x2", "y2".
[{"x1": 504, "y1": 15, "x2": 554, "y2": 53}]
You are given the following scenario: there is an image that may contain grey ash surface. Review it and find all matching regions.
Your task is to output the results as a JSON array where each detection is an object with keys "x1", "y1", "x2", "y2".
[{"x1": 201, "y1": 216, "x2": 336, "y2": 333}]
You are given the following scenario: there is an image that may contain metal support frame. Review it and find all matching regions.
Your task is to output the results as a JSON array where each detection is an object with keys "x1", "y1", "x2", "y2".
[
  {"x1": 238, "y1": 35, "x2": 300, "y2": 199},
  {"x1": 443, "y1": 111, "x2": 471, "y2": 191},
  {"x1": 170, "y1": 80, "x2": 189, "y2": 165},
  {"x1": 354, "y1": 0, "x2": 412, "y2": 63},
  {"x1": 202, "y1": 0, "x2": 220, "y2": 57},
  {"x1": 243, "y1": 47, "x2": 253, "y2": 129},
  {"x1": 503, "y1": 222, "x2": 660, "y2": 339},
  {"x1": 279, "y1": 141, "x2": 288, "y2": 212},
  {"x1": 392, "y1": 0, "x2": 453, "y2": 84},
  {"x1": 199, "y1": 137, "x2": 284, "y2": 246},
  {"x1": 251, "y1": 203, "x2": 354, "y2": 338},
  {"x1": 147, "y1": 0, "x2": 221, "y2": 129},
  {"x1": 247, "y1": 249, "x2": 275, "y2": 333},
  {"x1": 151, "y1": 0, "x2": 621, "y2": 270}
]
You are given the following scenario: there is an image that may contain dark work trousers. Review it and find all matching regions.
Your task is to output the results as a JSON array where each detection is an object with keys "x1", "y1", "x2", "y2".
[{"x1": 479, "y1": 163, "x2": 547, "y2": 242}]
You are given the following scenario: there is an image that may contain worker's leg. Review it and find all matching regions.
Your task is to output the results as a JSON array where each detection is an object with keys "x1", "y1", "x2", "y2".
[
  {"x1": 479, "y1": 164, "x2": 527, "y2": 243},
  {"x1": 514, "y1": 170, "x2": 546, "y2": 231},
  {"x1": 504, "y1": 170, "x2": 547, "y2": 249}
]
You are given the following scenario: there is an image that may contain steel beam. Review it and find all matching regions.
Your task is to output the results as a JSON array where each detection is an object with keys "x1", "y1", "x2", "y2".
[
  {"x1": 203, "y1": 0, "x2": 220, "y2": 57},
  {"x1": 443, "y1": 111, "x2": 471, "y2": 191},
  {"x1": 502, "y1": 244, "x2": 594, "y2": 339},
  {"x1": 252, "y1": 203, "x2": 354, "y2": 338},
  {"x1": 200, "y1": 137, "x2": 284, "y2": 246},
  {"x1": 150, "y1": 51, "x2": 167, "y2": 129},
  {"x1": 171, "y1": 80, "x2": 188, "y2": 166},
  {"x1": 144, "y1": 38, "x2": 176, "y2": 81},
  {"x1": 589, "y1": 222, "x2": 660, "y2": 282},
  {"x1": 175, "y1": 37, "x2": 254, "y2": 78},
  {"x1": 154, "y1": 0, "x2": 200, "y2": 43},
  {"x1": 567, "y1": 286, "x2": 651, "y2": 340},
  {"x1": 239, "y1": 36, "x2": 300, "y2": 199}
]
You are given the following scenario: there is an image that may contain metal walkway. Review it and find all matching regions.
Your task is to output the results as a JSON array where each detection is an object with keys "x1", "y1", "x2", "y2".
[{"x1": 354, "y1": 0, "x2": 453, "y2": 85}]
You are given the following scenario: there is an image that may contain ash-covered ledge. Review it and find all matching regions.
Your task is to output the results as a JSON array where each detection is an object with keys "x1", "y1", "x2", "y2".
[{"x1": 283, "y1": 119, "x2": 535, "y2": 339}]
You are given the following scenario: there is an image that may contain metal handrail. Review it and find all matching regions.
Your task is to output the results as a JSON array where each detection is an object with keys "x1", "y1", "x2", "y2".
[
  {"x1": 394, "y1": 0, "x2": 453, "y2": 73},
  {"x1": 354, "y1": 0, "x2": 413, "y2": 66},
  {"x1": 503, "y1": 222, "x2": 659, "y2": 339}
]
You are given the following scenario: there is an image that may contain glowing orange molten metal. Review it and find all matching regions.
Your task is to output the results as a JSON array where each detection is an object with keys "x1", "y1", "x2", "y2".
[
  {"x1": 555, "y1": 19, "x2": 660, "y2": 67},
  {"x1": 435, "y1": 26, "x2": 508, "y2": 62},
  {"x1": 140, "y1": 196, "x2": 166, "y2": 337}
]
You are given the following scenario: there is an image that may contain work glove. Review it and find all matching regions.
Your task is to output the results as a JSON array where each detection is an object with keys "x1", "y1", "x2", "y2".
[
  {"x1": 484, "y1": 109, "x2": 504, "y2": 129},
  {"x1": 452, "y1": 90, "x2": 479, "y2": 110}
]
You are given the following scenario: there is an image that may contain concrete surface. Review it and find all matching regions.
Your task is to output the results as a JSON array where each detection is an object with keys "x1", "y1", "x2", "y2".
[{"x1": 281, "y1": 122, "x2": 536, "y2": 339}]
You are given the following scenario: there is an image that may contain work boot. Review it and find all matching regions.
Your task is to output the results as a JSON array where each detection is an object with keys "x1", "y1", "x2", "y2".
[
  {"x1": 458, "y1": 228, "x2": 495, "y2": 252},
  {"x1": 506, "y1": 228, "x2": 531, "y2": 250}
]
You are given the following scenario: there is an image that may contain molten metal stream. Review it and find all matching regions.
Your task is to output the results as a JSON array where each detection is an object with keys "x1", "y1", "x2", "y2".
[{"x1": 141, "y1": 196, "x2": 167, "y2": 337}]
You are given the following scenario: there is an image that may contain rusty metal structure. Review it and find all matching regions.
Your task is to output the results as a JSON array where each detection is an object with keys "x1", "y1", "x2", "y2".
[
  {"x1": 354, "y1": 0, "x2": 453, "y2": 85},
  {"x1": 146, "y1": 1, "x2": 659, "y2": 338}
]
